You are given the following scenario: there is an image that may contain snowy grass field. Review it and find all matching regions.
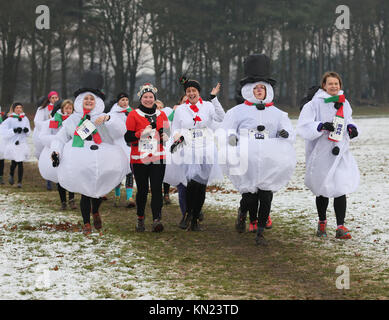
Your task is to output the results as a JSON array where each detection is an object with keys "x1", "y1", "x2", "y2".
[{"x1": 0, "y1": 117, "x2": 388, "y2": 299}]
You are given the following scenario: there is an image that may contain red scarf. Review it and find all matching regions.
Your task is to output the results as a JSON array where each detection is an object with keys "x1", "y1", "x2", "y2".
[
  {"x1": 187, "y1": 98, "x2": 203, "y2": 125},
  {"x1": 47, "y1": 104, "x2": 54, "y2": 112},
  {"x1": 49, "y1": 113, "x2": 70, "y2": 129},
  {"x1": 244, "y1": 101, "x2": 274, "y2": 108}
]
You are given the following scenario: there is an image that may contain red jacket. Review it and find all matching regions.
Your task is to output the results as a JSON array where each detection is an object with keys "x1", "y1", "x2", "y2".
[{"x1": 126, "y1": 108, "x2": 169, "y2": 164}]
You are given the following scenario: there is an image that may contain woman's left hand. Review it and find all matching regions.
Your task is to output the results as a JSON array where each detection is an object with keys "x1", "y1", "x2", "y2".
[{"x1": 95, "y1": 115, "x2": 110, "y2": 125}]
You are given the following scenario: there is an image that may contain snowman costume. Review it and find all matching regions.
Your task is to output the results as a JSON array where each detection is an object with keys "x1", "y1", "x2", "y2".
[
  {"x1": 33, "y1": 94, "x2": 57, "y2": 159},
  {"x1": 51, "y1": 92, "x2": 129, "y2": 199},
  {"x1": 108, "y1": 103, "x2": 132, "y2": 173},
  {"x1": 164, "y1": 96, "x2": 225, "y2": 187},
  {"x1": 38, "y1": 109, "x2": 70, "y2": 183},
  {"x1": 221, "y1": 81, "x2": 296, "y2": 194},
  {"x1": 297, "y1": 88, "x2": 359, "y2": 198},
  {"x1": 0, "y1": 113, "x2": 31, "y2": 162}
]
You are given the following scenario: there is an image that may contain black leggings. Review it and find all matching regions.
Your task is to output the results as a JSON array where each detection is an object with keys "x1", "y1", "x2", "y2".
[
  {"x1": 132, "y1": 162, "x2": 166, "y2": 220},
  {"x1": 240, "y1": 190, "x2": 273, "y2": 227},
  {"x1": 186, "y1": 180, "x2": 207, "y2": 220},
  {"x1": 10, "y1": 161, "x2": 23, "y2": 183},
  {"x1": 58, "y1": 183, "x2": 74, "y2": 203},
  {"x1": 316, "y1": 195, "x2": 346, "y2": 226},
  {"x1": 0, "y1": 159, "x2": 4, "y2": 176},
  {"x1": 80, "y1": 195, "x2": 102, "y2": 224},
  {"x1": 163, "y1": 183, "x2": 170, "y2": 196}
]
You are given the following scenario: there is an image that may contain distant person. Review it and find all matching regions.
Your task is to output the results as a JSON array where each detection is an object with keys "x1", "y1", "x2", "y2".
[
  {"x1": 108, "y1": 92, "x2": 136, "y2": 209},
  {"x1": 0, "y1": 102, "x2": 31, "y2": 188},
  {"x1": 0, "y1": 106, "x2": 8, "y2": 184},
  {"x1": 33, "y1": 91, "x2": 60, "y2": 191},
  {"x1": 38, "y1": 99, "x2": 77, "y2": 210}
]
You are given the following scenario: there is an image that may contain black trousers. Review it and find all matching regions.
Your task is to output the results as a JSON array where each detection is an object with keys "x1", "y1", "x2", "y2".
[
  {"x1": 240, "y1": 190, "x2": 273, "y2": 228},
  {"x1": 80, "y1": 195, "x2": 102, "y2": 225},
  {"x1": 163, "y1": 183, "x2": 170, "y2": 196},
  {"x1": 0, "y1": 159, "x2": 4, "y2": 176},
  {"x1": 132, "y1": 162, "x2": 166, "y2": 220},
  {"x1": 186, "y1": 180, "x2": 207, "y2": 220},
  {"x1": 58, "y1": 183, "x2": 74, "y2": 203},
  {"x1": 316, "y1": 195, "x2": 346, "y2": 226},
  {"x1": 10, "y1": 161, "x2": 23, "y2": 183}
]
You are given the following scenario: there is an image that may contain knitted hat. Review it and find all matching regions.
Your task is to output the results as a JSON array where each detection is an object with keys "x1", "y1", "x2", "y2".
[
  {"x1": 137, "y1": 83, "x2": 158, "y2": 100},
  {"x1": 116, "y1": 92, "x2": 129, "y2": 102},
  {"x1": 179, "y1": 76, "x2": 201, "y2": 93},
  {"x1": 48, "y1": 91, "x2": 59, "y2": 99}
]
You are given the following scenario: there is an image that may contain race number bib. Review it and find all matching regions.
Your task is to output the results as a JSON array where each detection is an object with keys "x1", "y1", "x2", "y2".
[
  {"x1": 248, "y1": 129, "x2": 269, "y2": 140},
  {"x1": 76, "y1": 120, "x2": 96, "y2": 140},
  {"x1": 188, "y1": 128, "x2": 210, "y2": 148}
]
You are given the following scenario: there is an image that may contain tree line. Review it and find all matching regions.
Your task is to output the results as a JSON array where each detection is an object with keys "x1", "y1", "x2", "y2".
[{"x1": 0, "y1": 0, "x2": 388, "y2": 111}]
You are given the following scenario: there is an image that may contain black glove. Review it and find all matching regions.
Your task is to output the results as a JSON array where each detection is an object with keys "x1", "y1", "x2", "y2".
[
  {"x1": 278, "y1": 129, "x2": 289, "y2": 138},
  {"x1": 51, "y1": 152, "x2": 60, "y2": 167},
  {"x1": 170, "y1": 136, "x2": 185, "y2": 153},
  {"x1": 257, "y1": 125, "x2": 266, "y2": 132},
  {"x1": 320, "y1": 122, "x2": 335, "y2": 132},
  {"x1": 347, "y1": 124, "x2": 358, "y2": 139},
  {"x1": 228, "y1": 134, "x2": 238, "y2": 146},
  {"x1": 23, "y1": 127, "x2": 29, "y2": 133}
]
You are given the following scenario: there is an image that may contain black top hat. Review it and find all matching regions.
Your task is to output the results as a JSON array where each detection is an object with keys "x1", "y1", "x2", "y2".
[
  {"x1": 74, "y1": 71, "x2": 106, "y2": 101},
  {"x1": 239, "y1": 54, "x2": 277, "y2": 87}
]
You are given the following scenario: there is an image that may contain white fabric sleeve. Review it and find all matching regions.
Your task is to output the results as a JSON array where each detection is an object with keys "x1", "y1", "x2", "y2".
[
  {"x1": 34, "y1": 108, "x2": 47, "y2": 131},
  {"x1": 297, "y1": 101, "x2": 324, "y2": 141},
  {"x1": 0, "y1": 118, "x2": 14, "y2": 139},
  {"x1": 278, "y1": 112, "x2": 296, "y2": 142},
  {"x1": 104, "y1": 113, "x2": 126, "y2": 140},
  {"x1": 210, "y1": 97, "x2": 225, "y2": 122},
  {"x1": 50, "y1": 126, "x2": 70, "y2": 156}
]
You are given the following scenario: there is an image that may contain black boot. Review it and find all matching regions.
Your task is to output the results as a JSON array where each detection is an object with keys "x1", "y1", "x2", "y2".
[
  {"x1": 136, "y1": 217, "x2": 145, "y2": 232},
  {"x1": 235, "y1": 207, "x2": 247, "y2": 233},
  {"x1": 255, "y1": 227, "x2": 268, "y2": 246},
  {"x1": 152, "y1": 219, "x2": 164, "y2": 233},
  {"x1": 189, "y1": 217, "x2": 201, "y2": 231},
  {"x1": 179, "y1": 213, "x2": 189, "y2": 229}
]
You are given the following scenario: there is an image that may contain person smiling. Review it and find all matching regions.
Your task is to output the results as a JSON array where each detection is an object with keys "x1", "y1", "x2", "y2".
[
  {"x1": 50, "y1": 71, "x2": 129, "y2": 235},
  {"x1": 164, "y1": 77, "x2": 225, "y2": 231},
  {"x1": 297, "y1": 71, "x2": 359, "y2": 239}
]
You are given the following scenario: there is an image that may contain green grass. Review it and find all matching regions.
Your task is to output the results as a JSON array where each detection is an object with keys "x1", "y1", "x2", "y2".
[{"x1": 1, "y1": 161, "x2": 388, "y2": 299}]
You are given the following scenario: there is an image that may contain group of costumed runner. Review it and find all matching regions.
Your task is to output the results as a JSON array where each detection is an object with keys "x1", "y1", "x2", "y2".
[{"x1": 0, "y1": 54, "x2": 360, "y2": 245}]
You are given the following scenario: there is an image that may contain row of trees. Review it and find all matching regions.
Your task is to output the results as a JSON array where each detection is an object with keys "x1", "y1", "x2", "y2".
[{"x1": 0, "y1": 0, "x2": 388, "y2": 110}]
